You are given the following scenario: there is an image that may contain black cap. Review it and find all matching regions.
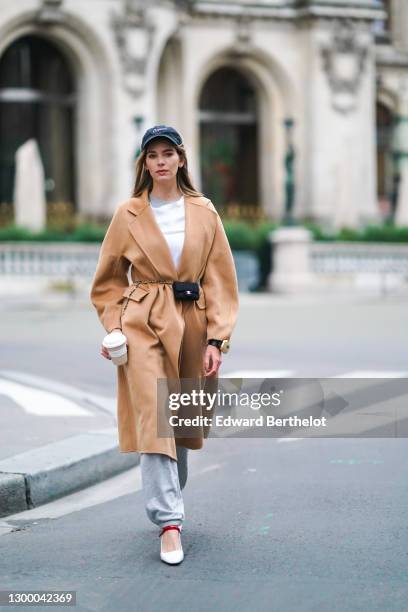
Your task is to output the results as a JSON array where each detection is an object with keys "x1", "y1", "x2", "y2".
[{"x1": 141, "y1": 125, "x2": 183, "y2": 150}]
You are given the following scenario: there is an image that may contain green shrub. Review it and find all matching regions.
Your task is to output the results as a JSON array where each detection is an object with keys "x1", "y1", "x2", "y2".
[
  {"x1": 252, "y1": 221, "x2": 279, "y2": 250},
  {"x1": 0, "y1": 223, "x2": 108, "y2": 242},
  {"x1": 65, "y1": 224, "x2": 108, "y2": 242},
  {"x1": 321, "y1": 225, "x2": 408, "y2": 243},
  {"x1": 361, "y1": 225, "x2": 408, "y2": 242},
  {"x1": 221, "y1": 219, "x2": 278, "y2": 251},
  {"x1": 336, "y1": 227, "x2": 361, "y2": 241},
  {"x1": 0, "y1": 225, "x2": 33, "y2": 241},
  {"x1": 222, "y1": 220, "x2": 258, "y2": 250},
  {"x1": 2, "y1": 219, "x2": 408, "y2": 246},
  {"x1": 30, "y1": 228, "x2": 70, "y2": 242},
  {"x1": 301, "y1": 221, "x2": 336, "y2": 242}
]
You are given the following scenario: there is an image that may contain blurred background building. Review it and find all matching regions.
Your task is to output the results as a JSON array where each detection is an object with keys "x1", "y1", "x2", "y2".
[{"x1": 0, "y1": 0, "x2": 407, "y2": 229}]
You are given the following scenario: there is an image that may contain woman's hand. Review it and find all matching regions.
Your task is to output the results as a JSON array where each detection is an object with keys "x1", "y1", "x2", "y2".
[
  {"x1": 100, "y1": 327, "x2": 125, "y2": 360},
  {"x1": 101, "y1": 345, "x2": 112, "y2": 360},
  {"x1": 204, "y1": 344, "x2": 222, "y2": 377}
]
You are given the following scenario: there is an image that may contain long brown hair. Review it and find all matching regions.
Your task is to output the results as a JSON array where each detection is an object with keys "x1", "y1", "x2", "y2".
[{"x1": 132, "y1": 139, "x2": 203, "y2": 198}]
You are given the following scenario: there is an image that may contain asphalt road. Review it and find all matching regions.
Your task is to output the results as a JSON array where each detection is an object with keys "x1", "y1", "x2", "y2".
[
  {"x1": 1, "y1": 436, "x2": 407, "y2": 611},
  {"x1": 0, "y1": 291, "x2": 407, "y2": 611},
  {"x1": 1, "y1": 292, "x2": 408, "y2": 387}
]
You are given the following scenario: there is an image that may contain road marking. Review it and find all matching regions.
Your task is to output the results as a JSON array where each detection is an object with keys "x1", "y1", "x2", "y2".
[
  {"x1": 222, "y1": 370, "x2": 294, "y2": 378},
  {"x1": 329, "y1": 458, "x2": 384, "y2": 465},
  {"x1": 224, "y1": 369, "x2": 408, "y2": 379},
  {"x1": 0, "y1": 378, "x2": 91, "y2": 417},
  {"x1": 0, "y1": 370, "x2": 115, "y2": 415},
  {"x1": 196, "y1": 464, "x2": 222, "y2": 474},
  {"x1": 333, "y1": 371, "x2": 408, "y2": 378}
]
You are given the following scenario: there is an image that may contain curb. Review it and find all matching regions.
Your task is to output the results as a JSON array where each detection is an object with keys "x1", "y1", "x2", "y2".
[{"x1": 0, "y1": 428, "x2": 140, "y2": 518}]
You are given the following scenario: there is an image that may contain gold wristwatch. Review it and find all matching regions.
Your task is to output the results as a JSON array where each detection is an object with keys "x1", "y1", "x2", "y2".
[{"x1": 207, "y1": 339, "x2": 230, "y2": 353}]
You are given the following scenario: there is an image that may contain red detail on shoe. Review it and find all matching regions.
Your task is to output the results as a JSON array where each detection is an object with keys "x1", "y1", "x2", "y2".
[{"x1": 159, "y1": 525, "x2": 181, "y2": 538}]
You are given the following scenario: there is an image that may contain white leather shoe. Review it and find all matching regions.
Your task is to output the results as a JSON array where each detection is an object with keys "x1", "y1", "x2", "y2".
[{"x1": 159, "y1": 525, "x2": 184, "y2": 565}]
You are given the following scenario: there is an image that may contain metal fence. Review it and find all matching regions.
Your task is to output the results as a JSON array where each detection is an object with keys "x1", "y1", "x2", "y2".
[
  {"x1": 0, "y1": 243, "x2": 260, "y2": 292},
  {"x1": 0, "y1": 242, "x2": 100, "y2": 277},
  {"x1": 310, "y1": 242, "x2": 408, "y2": 275},
  {"x1": 1, "y1": 242, "x2": 408, "y2": 294}
]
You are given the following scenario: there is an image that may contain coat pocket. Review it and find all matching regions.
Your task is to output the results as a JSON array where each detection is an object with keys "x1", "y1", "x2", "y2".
[
  {"x1": 123, "y1": 284, "x2": 150, "y2": 302},
  {"x1": 121, "y1": 284, "x2": 150, "y2": 316}
]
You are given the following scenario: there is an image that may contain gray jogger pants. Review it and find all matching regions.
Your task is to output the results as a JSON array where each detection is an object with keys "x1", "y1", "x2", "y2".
[{"x1": 140, "y1": 445, "x2": 189, "y2": 529}]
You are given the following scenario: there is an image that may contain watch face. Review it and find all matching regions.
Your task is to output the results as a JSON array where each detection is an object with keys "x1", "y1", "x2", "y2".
[{"x1": 221, "y1": 340, "x2": 230, "y2": 353}]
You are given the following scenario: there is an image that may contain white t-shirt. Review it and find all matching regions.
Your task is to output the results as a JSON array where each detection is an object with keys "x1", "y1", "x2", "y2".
[{"x1": 149, "y1": 193, "x2": 185, "y2": 271}]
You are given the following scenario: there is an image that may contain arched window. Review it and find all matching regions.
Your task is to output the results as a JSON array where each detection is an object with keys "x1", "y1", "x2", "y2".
[
  {"x1": 0, "y1": 35, "x2": 76, "y2": 214},
  {"x1": 199, "y1": 67, "x2": 259, "y2": 209}
]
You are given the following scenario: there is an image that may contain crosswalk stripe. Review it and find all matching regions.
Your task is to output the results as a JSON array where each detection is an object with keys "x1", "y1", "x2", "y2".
[
  {"x1": 0, "y1": 370, "x2": 115, "y2": 414},
  {"x1": 0, "y1": 378, "x2": 92, "y2": 417},
  {"x1": 224, "y1": 370, "x2": 408, "y2": 379},
  {"x1": 333, "y1": 371, "x2": 408, "y2": 378},
  {"x1": 222, "y1": 370, "x2": 294, "y2": 378}
]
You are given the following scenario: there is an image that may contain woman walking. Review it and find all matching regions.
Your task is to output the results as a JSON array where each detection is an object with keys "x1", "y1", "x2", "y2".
[{"x1": 90, "y1": 125, "x2": 239, "y2": 565}]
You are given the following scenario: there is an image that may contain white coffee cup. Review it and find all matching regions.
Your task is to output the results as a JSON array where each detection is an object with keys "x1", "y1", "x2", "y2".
[{"x1": 102, "y1": 331, "x2": 128, "y2": 366}]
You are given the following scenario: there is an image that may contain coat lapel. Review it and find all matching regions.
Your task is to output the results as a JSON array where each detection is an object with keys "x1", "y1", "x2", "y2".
[{"x1": 126, "y1": 189, "x2": 194, "y2": 281}]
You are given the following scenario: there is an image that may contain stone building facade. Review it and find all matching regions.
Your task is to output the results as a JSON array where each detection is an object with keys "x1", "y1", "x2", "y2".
[{"x1": 0, "y1": 0, "x2": 407, "y2": 228}]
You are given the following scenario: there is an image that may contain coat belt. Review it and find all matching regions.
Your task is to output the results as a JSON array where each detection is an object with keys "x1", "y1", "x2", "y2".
[
  {"x1": 132, "y1": 280, "x2": 174, "y2": 286},
  {"x1": 131, "y1": 280, "x2": 201, "y2": 287}
]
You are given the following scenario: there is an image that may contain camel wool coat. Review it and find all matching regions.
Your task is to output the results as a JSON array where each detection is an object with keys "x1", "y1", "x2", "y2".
[{"x1": 89, "y1": 188, "x2": 239, "y2": 460}]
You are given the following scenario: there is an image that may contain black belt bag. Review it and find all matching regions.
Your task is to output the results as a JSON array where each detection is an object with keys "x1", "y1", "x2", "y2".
[{"x1": 172, "y1": 281, "x2": 200, "y2": 301}]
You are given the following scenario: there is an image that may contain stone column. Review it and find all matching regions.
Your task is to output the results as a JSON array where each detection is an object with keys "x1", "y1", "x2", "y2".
[
  {"x1": 390, "y1": 0, "x2": 408, "y2": 51},
  {"x1": 304, "y1": 16, "x2": 379, "y2": 229}
]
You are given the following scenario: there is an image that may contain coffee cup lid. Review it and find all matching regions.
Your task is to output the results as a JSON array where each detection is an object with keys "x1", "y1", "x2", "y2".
[{"x1": 102, "y1": 331, "x2": 127, "y2": 349}]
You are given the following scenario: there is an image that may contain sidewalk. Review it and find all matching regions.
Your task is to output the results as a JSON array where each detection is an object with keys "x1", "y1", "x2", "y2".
[{"x1": 0, "y1": 370, "x2": 139, "y2": 519}]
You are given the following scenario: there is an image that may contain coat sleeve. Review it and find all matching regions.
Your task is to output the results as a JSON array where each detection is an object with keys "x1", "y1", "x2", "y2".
[
  {"x1": 89, "y1": 206, "x2": 130, "y2": 333},
  {"x1": 200, "y1": 202, "x2": 239, "y2": 344}
]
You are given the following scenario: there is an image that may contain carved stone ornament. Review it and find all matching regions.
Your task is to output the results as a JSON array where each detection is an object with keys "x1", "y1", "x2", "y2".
[
  {"x1": 36, "y1": 0, "x2": 64, "y2": 24},
  {"x1": 235, "y1": 12, "x2": 252, "y2": 54},
  {"x1": 321, "y1": 20, "x2": 369, "y2": 114},
  {"x1": 111, "y1": 1, "x2": 155, "y2": 98}
]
